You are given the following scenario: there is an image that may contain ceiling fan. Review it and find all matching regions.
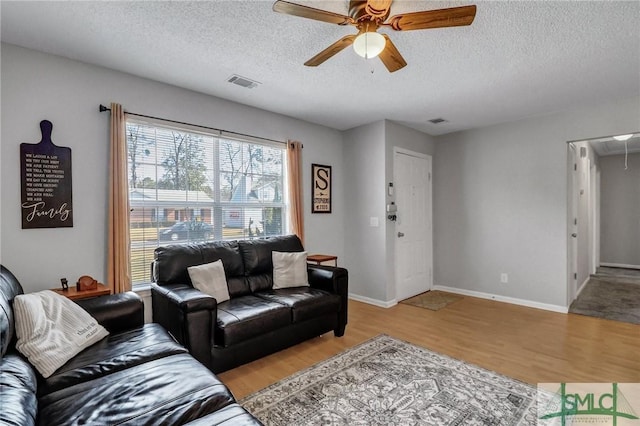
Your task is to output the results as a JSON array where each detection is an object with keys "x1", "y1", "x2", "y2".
[{"x1": 273, "y1": 0, "x2": 476, "y2": 72}]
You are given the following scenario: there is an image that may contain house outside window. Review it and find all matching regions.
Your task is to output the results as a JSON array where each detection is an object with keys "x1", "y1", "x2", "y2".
[{"x1": 127, "y1": 120, "x2": 287, "y2": 285}]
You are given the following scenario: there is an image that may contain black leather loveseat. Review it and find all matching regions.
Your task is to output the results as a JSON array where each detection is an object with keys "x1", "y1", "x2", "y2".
[
  {"x1": 151, "y1": 235, "x2": 348, "y2": 373},
  {"x1": 0, "y1": 265, "x2": 261, "y2": 425}
]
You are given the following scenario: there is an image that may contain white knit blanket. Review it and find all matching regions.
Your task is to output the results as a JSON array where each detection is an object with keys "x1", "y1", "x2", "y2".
[{"x1": 14, "y1": 290, "x2": 109, "y2": 378}]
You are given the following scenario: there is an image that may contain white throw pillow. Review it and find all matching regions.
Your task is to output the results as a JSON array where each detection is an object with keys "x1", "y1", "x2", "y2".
[
  {"x1": 14, "y1": 290, "x2": 109, "y2": 378},
  {"x1": 272, "y1": 251, "x2": 309, "y2": 289},
  {"x1": 187, "y1": 260, "x2": 230, "y2": 303}
]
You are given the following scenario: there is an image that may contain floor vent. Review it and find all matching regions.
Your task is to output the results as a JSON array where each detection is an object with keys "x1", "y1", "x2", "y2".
[
  {"x1": 227, "y1": 75, "x2": 260, "y2": 89},
  {"x1": 428, "y1": 118, "x2": 448, "y2": 124}
]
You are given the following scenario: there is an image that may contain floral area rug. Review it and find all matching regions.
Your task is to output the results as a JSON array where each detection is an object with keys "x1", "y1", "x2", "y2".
[{"x1": 241, "y1": 335, "x2": 538, "y2": 425}]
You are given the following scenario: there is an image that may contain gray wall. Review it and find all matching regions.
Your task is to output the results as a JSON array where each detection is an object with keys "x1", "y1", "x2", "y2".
[
  {"x1": 600, "y1": 153, "x2": 640, "y2": 267},
  {"x1": 343, "y1": 121, "x2": 387, "y2": 301},
  {"x1": 3, "y1": 43, "x2": 639, "y2": 311},
  {"x1": 1, "y1": 43, "x2": 345, "y2": 292},
  {"x1": 343, "y1": 120, "x2": 435, "y2": 304},
  {"x1": 434, "y1": 97, "x2": 640, "y2": 308}
]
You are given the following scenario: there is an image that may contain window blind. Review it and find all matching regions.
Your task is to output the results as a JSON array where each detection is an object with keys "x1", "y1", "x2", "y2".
[{"x1": 126, "y1": 120, "x2": 287, "y2": 284}]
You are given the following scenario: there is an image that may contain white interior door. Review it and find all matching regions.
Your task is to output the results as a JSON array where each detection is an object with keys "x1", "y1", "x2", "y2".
[{"x1": 394, "y1": 149, "x2": 432, "y2": 301}]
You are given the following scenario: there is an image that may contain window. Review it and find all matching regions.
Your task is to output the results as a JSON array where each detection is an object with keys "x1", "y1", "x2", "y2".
[{"x1": 127, "y1": 119, "x2": 287, "y2": 284}]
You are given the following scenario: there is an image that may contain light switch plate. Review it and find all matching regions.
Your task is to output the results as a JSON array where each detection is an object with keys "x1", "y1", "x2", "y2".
[{"x1": 370, "y1": 217, "x2": 379, "y2": 227}]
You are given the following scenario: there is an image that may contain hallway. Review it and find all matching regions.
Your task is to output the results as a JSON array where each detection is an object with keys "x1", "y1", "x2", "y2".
[{"x1": 569, "y1": 267, "x2": 640, "y2": 324}]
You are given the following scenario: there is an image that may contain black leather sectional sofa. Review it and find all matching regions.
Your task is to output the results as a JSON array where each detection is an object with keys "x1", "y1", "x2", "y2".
[
  {"x1": 0, "y1": 265, "x2": 262, "y2": 425},
  {"x1": 151, "y1": 235, "x2": 348, "y2": 373}
]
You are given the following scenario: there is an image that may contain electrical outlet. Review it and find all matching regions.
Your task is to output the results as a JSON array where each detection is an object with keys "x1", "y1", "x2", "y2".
[{"x1": 500, "y1": 273, "x2": 508, "y2": 284}]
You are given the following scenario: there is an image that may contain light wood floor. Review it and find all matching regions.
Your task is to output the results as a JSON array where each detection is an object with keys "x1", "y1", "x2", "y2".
[{"x1": 218, "y1": 295, "x2": 640, "y2": 400}]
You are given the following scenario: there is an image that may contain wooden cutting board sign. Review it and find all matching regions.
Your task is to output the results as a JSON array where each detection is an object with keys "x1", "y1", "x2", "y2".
[{"x1": 20, "y1": 120, "x2": 73, "y2": 228}]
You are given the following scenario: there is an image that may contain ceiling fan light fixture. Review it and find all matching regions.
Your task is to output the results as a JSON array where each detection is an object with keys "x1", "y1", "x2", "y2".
[
  {"x1": 613, "y1": 134, "x2": 633, "y2": 141},
  {"x1": 353, "y1": 31, "x2": 386, "y2": 59}
]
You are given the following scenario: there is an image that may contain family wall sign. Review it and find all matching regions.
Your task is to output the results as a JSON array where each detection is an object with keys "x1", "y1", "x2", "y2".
[{"x1": 20, "y1": 120, "x2": 73, "y2": 228}]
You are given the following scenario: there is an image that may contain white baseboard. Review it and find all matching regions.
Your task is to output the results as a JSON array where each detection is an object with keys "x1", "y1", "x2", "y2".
[
  {"x1": 576, "y1": 276, "x2": 590, "y2": 298},
  {"x1": 600, "y1": 263, "x2": 640, "y2": 270},
  {"x1": 349, "y1": 293, "x2": 397, "y2": 308},
  {"x1": 433, "y1": 285, "x2": 568, "y2": 314}
]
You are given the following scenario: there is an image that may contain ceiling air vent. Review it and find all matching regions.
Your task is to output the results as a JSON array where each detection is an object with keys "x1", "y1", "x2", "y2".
[
  {"x1": 227, "y1": 75, "x2": 260, "y2": 89},
  {"x1": 428, "y1": 118, "x2": 448, "y2": 124}
]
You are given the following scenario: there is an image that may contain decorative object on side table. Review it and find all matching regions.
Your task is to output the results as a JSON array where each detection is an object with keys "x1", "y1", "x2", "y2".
[
  {"x1": 76, "y1": 275, "x2": 98, "y2": 291},
  {"x1": 311, "y1": 163, "x2": 331, "y2": 213},
  {"x1": 52, "y1": 276, "x2": 110, "y2": 301}
]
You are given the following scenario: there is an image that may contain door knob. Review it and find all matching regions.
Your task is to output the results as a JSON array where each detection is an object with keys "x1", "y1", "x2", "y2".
[
  {"x1": 398, "y1": 232, "x2": 405, "y2": 237},
  {"x1": 571, "y1": 233, "x2": 577, "y2": 238}
]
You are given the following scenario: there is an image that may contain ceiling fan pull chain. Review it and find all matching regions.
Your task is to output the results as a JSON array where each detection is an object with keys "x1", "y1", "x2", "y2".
[{"x1": 364, "y1": 22, "x2": 370, "y2": 59}]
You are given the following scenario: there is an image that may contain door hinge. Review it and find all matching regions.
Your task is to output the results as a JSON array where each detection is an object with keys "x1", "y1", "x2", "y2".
[
  {"x1": 574, "y1": 273, "x2": 577, "y2": 280},
  {"x1": 574, "y1": 218, "x2": 577, "y2": 225},
  {"x1": 574, "y1": 163, "x2": 577, "y2": 171}
]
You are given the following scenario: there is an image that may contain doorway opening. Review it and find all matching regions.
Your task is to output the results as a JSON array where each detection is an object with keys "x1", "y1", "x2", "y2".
[{"x1": 566, "y1": 132, "x2": 640, "y2": 323}]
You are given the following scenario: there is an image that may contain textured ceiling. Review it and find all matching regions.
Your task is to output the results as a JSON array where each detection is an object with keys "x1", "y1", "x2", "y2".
[{"x1": 1, "y1": 1, "x2": 639, "y2": 135}]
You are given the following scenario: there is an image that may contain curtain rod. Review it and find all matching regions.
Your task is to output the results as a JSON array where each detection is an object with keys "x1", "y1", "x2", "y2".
[{"x1": 99, "y1": 104, "x2": 288, "y2": 146}]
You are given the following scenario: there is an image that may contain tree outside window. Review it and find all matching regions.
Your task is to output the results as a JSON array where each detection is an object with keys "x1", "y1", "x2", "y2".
[{"x1": 126, "y1": 121, "x2": 287, "y2": 285}]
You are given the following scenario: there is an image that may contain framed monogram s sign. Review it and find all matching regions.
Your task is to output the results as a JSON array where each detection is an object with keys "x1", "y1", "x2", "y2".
[{"x1": 311, "y1": 164, "x2": 331, "y2": 213}]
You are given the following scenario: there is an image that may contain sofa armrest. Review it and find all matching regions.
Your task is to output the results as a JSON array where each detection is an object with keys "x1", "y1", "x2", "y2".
[
  {"x1": 151, "y1": 283, "x2": 216, "y2": 369},
  {"x1": 74, "y1": 291, "x2": 144, "y2": 334},
  {"x1": 308, "y1": 265, "x2": 348, "y2": 335},
  {"x1": 308, "y1": 265, "x2": 348, "y2": 295}
]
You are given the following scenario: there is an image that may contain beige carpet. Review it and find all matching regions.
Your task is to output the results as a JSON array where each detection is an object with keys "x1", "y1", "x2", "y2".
[{"x1": 400, "y1": 290, "x2": 463, "y2": 311}]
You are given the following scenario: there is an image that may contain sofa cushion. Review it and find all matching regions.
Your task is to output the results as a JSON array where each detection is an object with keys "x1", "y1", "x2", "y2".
[
  {"x1": 154, "y1": 243, "x2": 205, "y2": 285},
  {"x1": 184, "y1": 403, "x2": 263, "y2": 425},
  {"x1": 0, "y1": 353, "x2": 38, "y2": 426},
  {"x1": 38, "y1": 353, "x2": 236, "y2": 426},
  {"x1": 255, "y1": 288, "x2": 341, "y2": 323},
  {"x1": 0, "y1": 265, "x2": 24, "y2": 358},
  {"x1": 38, "y1": 323, "x2": 187, "y2": 396},
  {"x1": 188, "y1": 260, "x2": 231, "y2": 303},
  {"x1": 239, "y1": 235, "x2": 304, "y2": 293},
  {"x1": 201, "y1": 240, "x2": 250, "y2": 297},
  {"x1": 216, "y1": 295, "x2": 291, "y2": 347}
]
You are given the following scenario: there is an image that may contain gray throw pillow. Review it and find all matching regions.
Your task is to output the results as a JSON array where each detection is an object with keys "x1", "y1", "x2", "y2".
[
  {"x1": 187, "y1": 259, "x2": 231, "y2": 303},
  {"x1": 273, "y1": 251, "x2": 309, "y2": 289}
]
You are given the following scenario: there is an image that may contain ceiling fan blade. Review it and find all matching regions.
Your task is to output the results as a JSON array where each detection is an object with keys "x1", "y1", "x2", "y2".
[
  {"x1": 304, "y1": 35, "x2": 357, "y2": 67},
  {"x1": 378, "y1": 35, "x2": 407, "y2": 73},
  {"x1": 273, "y1": 1, "x2": 352, "y2": 25},
  {"x1": 386, "y1": 5, "x2": 476, "y2": 31}
]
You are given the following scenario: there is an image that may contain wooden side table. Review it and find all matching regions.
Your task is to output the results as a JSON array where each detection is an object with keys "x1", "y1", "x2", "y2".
[
  {"x1": 52, "y1": 283, "x2": 111, "y2": 300},
  {"x1": 307, "y1": 254, "x2": 338, "y2": 267}
]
